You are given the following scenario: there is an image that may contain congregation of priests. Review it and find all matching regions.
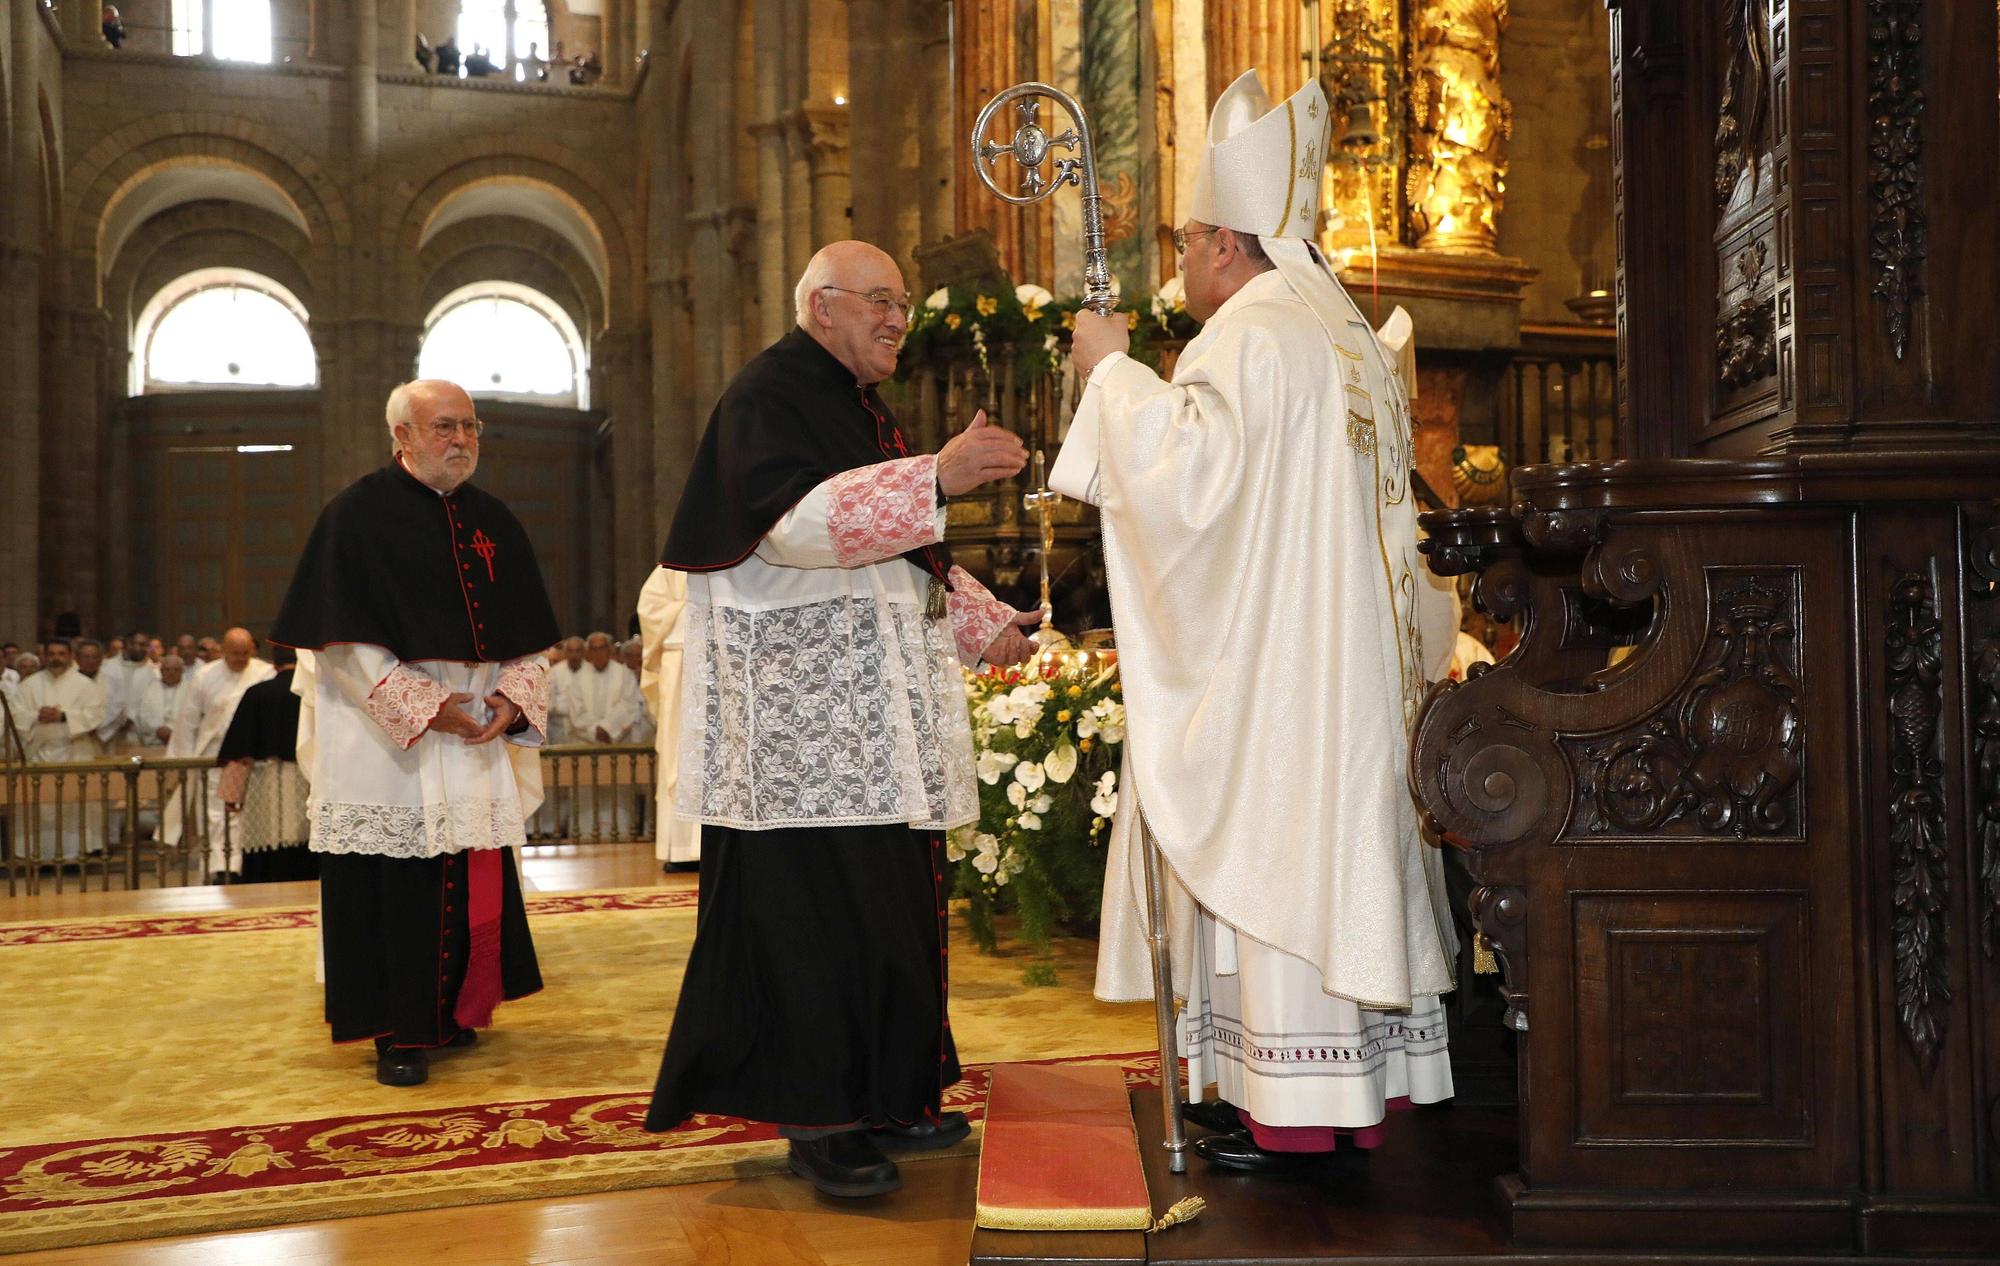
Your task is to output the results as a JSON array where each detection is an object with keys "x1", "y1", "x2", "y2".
[{"x1": 0, "y1": 627, "x2": 658, "y2": 759}]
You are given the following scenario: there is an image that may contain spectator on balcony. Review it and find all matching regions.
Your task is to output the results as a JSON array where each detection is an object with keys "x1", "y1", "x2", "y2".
[
  {"x1": 464, "y1": 45, "x2": 498, "y2": 78},
  {"x1": 522, "y1": 41, "x2": 548, "y2": 82},
  {"x1": 415, "y1": 33, "x2": 434, "y2": 73},
  {"x1": 101, "y1": 5, "x2": 125, "y2": 49},
  {"x1": 435, "y1": 34, "x2": 462, "y2": 76}
]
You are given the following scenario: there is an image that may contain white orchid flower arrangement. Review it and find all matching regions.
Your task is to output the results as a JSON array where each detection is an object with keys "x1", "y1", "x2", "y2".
[{"x1": 947, "y1": 651, "x2": 1126, "y2": 962}]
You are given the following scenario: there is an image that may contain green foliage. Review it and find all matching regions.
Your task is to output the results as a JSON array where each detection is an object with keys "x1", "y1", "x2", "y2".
[{"x1": 947, "y1": 654, "x2": 1127, "y2": 973}]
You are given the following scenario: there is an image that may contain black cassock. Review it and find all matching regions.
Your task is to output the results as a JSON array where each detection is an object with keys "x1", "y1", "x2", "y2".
[
  {"x1": 645, "y1": 330, "x2": 961, "y2": 1133},
  {"x1": 214, "y1": 667, "x2": 316, "y2": 884},
  {"x1": 273, "y1": 460, "x2": 557, "y2": 1049}
]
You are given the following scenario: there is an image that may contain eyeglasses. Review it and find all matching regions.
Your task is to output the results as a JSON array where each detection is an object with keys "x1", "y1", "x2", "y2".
[
  {"x1": 1172, "y1": 225, "x2": 1219, "y2": 255},
  {"x1": 819, "y1": 286, "x2": 913, "y2": 323},
  {"x1": 422, "y1": 418, "x2": 485, "y2": 441}
]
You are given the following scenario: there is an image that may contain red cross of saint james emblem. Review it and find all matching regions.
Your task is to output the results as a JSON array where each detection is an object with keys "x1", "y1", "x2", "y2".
[{"x1": 470, "y1": 529, "x2": 498, "y2": 581}]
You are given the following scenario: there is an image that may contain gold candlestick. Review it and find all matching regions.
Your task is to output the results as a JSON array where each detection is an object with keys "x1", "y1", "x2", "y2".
[{"x1": 1020, "y1": 449, "x2": 1068, "y2": 648}]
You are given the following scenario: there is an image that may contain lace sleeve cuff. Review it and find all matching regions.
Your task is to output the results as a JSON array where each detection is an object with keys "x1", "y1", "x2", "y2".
[
  {"x1": 364, "y1": 665, "x2": 453, "y2": 749},
  {"x1": 946, "y1": 565, "x2": 1018, "y2": 666},
  {"x1": 825, "y1": 455, "x2": 943, "y2": 568},
  {"x1": 496, "y1": 657, "x2": 549, "y2": 738}
]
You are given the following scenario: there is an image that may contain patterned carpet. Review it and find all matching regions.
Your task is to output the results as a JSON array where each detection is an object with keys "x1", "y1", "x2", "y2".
[{"x1": 0, "y1": 888, "x2": 1158, "y2": 1253}]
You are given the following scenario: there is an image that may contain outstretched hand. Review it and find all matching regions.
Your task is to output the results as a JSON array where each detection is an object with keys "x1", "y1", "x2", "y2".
[
  {"x1": 983, "y1": 608, "x2": 1046, "y2": 667},
  {"x1": 936, "y1": 409, "x2": 1028, "y2": 496}
]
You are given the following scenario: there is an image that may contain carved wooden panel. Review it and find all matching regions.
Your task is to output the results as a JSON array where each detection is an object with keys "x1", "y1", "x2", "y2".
[
  {"x1": 1572, "y1": 891, "x2": 1812, "y2": 1146},
  {"x1": 1885, "y1": 568, "x2": 1950, "y2": 1078},
  {"x1": 1565, "y1": 568, "x2": 1804, "y2": 842}
]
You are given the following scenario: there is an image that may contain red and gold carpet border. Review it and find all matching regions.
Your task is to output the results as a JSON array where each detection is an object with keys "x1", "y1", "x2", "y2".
[
  {"x1": 0, "y1": 887, "x2": 698, "y2": 947},
  {"x1": 0, "y1": 1052, "x2": 1158, "y2": 1253}
]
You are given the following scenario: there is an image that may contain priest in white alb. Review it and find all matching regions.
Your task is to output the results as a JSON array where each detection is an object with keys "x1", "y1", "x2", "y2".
[
  {"x1": 1055, "y1": 69, "x2": 1462, "y2": 1171},
  {"x1": 162, "y1": 627, "x2": 276, "y2": 877},
  {"x1": 635, "y1": 567, "x2": 700, "y2": 867},
  {"x1": 130, "y1": 654, "x2": 187, "y2": 748},
  {"x1": 14, "y1": 639, "x2": 110, "y2": 860}
]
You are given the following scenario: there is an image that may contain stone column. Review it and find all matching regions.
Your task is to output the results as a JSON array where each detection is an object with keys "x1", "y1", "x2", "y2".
[
  {"x1": 914, "y1": 0, "x2": 955, "y2": 256},
  {"x1": 2, "y1": 0, "x2": 44, "y2": 638},
  {"x1": 688, "y1": 0, "x2": 744, "y2": 406},
  {"x1": 846, "y1": 0, "x2": 924, "y2": 273},
  {"x1": 803, "y1": 107, "x2": 851, "y2": 249},
  {"x1": 596, "y1": 329, "x2": 653, "y2": 615},
  {"x1": 602, "y1": 0, "x2": 628, "y2": 86},
  {"x1": 752, "y1": 2, "x2": 791, "y2": 345}
]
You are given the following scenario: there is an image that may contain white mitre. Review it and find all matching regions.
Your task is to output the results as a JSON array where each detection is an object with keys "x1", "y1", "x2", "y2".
[
  {"x1": 1188, "y1": 68, "x2": 1413, "y2": 389},
  {"x1": 1188, "y1": 69, "x2": 1329, "y2": 242}
]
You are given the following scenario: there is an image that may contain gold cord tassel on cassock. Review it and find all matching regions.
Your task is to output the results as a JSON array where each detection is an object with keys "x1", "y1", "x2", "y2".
[{"x1": 1147, "y1": 1197, "x2": 1206, "y2": 1233}]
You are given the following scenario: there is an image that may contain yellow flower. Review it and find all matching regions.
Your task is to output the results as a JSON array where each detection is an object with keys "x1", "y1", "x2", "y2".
[
  {"x1": 1066, "y1": 685, "x2": 1082, "y2": 697},
  {"x1": 1057, "y1": 709, "x2": 1072, "y2": 722},
  {"x1": 976, "y1": 295, "x2": 999, "y2": 317},
  {"x1": 1061, "y1": 311, "x2": 1077, "y2": 330},
  {"x1": 1125, "y1": 311, "x2": 1140, "y2": 329},
  {"x1": 1111, "y1": 681, "x2": 1122, "y2": 693},
  {"x1": 1079, "y1": 737, "x2": 1094, "y2": 752},
  {"x1": 1024, "y1": 300, "x2": 1045, "y2": 322},
  {"x1": 945, "y1": 313, "x2": 962, "y2": 330}
]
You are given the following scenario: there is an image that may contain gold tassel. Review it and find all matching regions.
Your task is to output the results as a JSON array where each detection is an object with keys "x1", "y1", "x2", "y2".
[
  {"x1": 1148, "y1": 1196, "x2": 1206, "y2": 1233},
  {"x1": 1474, "y1": 932, "x2": 1498, "y2": 975}
]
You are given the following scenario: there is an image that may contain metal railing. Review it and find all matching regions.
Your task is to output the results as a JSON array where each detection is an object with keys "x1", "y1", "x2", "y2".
[{"x1": 0, "y1": 742, "x2": 662, "y2": 896}]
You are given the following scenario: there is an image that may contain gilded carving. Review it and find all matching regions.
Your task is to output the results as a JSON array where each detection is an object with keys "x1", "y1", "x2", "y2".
[
  {"x1": 1574, "y1": 574, "x2": 1803, "y2": 839},
  {"x1": 1866, "y1": 0, "x2": 1926, "y2": 361},
  {"x1": 1407, "y1": 0, "x2": 1512, "y2": 252},
  {"x1": 1887, "y1": 570, "x2": 1949, "y2": 1077}
]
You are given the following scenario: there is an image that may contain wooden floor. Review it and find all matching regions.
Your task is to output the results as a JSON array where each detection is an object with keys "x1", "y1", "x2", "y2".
[{"x1": 3, "y1": 844, "x2": 988, "y2": 1266}]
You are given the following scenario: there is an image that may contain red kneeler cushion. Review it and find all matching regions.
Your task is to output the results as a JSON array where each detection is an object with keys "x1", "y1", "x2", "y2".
[{"x1": 974, "y1": 1061, "x2": 1153, "y2": 1231}]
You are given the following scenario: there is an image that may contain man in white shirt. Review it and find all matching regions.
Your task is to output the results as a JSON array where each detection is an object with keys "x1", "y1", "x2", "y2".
[{"x1": 131, "y1": 654, "x2": 187, "y2": 747}]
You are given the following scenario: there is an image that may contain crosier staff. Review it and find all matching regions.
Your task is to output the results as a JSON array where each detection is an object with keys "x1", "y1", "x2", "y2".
[{"x1": 971, "y1": 81, "x2": 1189, "y2": 1175}]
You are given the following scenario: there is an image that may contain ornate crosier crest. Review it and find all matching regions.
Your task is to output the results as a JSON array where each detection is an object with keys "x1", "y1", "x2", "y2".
[
  {"x1": 470, "y1": 529, "x2": 498, "y2": 581},
  {"x1": 1583, "y1": 575, "x2": 1803, "y2": 837}
]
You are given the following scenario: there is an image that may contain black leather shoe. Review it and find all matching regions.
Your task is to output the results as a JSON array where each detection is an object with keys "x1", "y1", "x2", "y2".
[
  {"x1": 788, "y1": 1131, "x2": 902, "y2": 1198},
  {"x1": 375, "y1": 1046, "x2": 429, "y2": 1087},
  {"x1": 869, "y1": 1111, "x2": 970, "y2": 1151},
  {"x1": 1180, "y1": 1099, "x2": 1244, "y2": 1134},
  {"x1": 445, "y1": 1028, "x2": 478, "y2": 1049},
  {"x1": 1192, "y1": 1130, "x2": 1307, "y2": 1173}
]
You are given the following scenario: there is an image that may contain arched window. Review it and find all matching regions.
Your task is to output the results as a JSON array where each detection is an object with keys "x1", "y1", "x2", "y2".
[
  {"x1": 417, "y1": 283, "x2": 588, "y2": 407},
  {"x1": 170, "y1": 0, "x2": 273, "y2": 63},
  {"x1": 454, "y1": 0, "x2": 550, "y2": 79},
  {"x1": 134, "y1": 269, "x2": 316, "y2": 394}
]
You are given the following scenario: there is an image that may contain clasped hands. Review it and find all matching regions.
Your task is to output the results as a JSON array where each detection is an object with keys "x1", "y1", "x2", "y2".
[{"x1": 426, "y1": 692, "x2": 520, "y2": 744}]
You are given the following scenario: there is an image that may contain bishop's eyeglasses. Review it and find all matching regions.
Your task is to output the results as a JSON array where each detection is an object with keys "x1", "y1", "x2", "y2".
[
  {"x1": 424, "y1": 418, "x2": 485, "y2": 441},
  {"x1": 819, "y1": 286, "x2": 914, "y2": 323},
  {"x1": 1171, "y1": 225, "x2": 1218, "y2": 255}
]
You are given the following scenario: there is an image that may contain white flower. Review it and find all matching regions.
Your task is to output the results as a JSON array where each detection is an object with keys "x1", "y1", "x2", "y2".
[
  {"x1": 971, "y1": 832, "x2": 1001, "y2": 873},
  {"x1": 1013, "y1": 761, "x2": 1046, "y2": 793},
  {"x1": 945, "y1": 828, "x2": 972, "y2": 862},
  {"x1": 976, "y1": 749, "x2": 1020, "y2": 785},
  {"x1": 1095, "y1": 771, "x2": 1117, "y2": 794},
  {"x1": 1017, "y1": 812, "x2": 1042, "y2": 831},
  {"x1": 1087, "y1": 699, "x2": 1126, "y2": 744},
  {"x1": 1091, "y1": 787, "x2": 1118, "y2": 817},
  {"x1": 1031, "y1": 794, "x2": 1053, "y2": 814},
  {"x1": 925, "y1": 287, "x2": 951, "y2": 311},
  {"x1": 1151, "y1": 275, "x2": 1186, "y2": 316},
  {"x1": 1043, "y1": 741, "x2": 1078, "y2": 784},
  {"x1": 1074, "y1": 711, "x2": 1098, "y2": 739},
  {"x1": 1006, "y1": 781, "x2": 1029, "y2": 809},
  {"x1": 973, "y1": 849, "x2": 999, "y2": 874},
  {"x1": 1015, "y1": 283, "x2": 1056, "y2": 309}
]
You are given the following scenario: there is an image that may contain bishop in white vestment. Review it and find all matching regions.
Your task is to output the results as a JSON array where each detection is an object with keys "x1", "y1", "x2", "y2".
[{"x1": 1056, "y1": 71, "x2": 1461, "y2": 1167}]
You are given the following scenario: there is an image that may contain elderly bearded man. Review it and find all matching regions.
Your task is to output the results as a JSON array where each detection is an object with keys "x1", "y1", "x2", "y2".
[
  {"x1": 273, "y1": 379, "x2": 560, "y2": 1087},
  {"x1": 1056, "y1": 71, "x2": 1462, "y2": 1174},
  {"x1": 645, "y1": 240, "x2": 1041, "y2": 1199}
]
